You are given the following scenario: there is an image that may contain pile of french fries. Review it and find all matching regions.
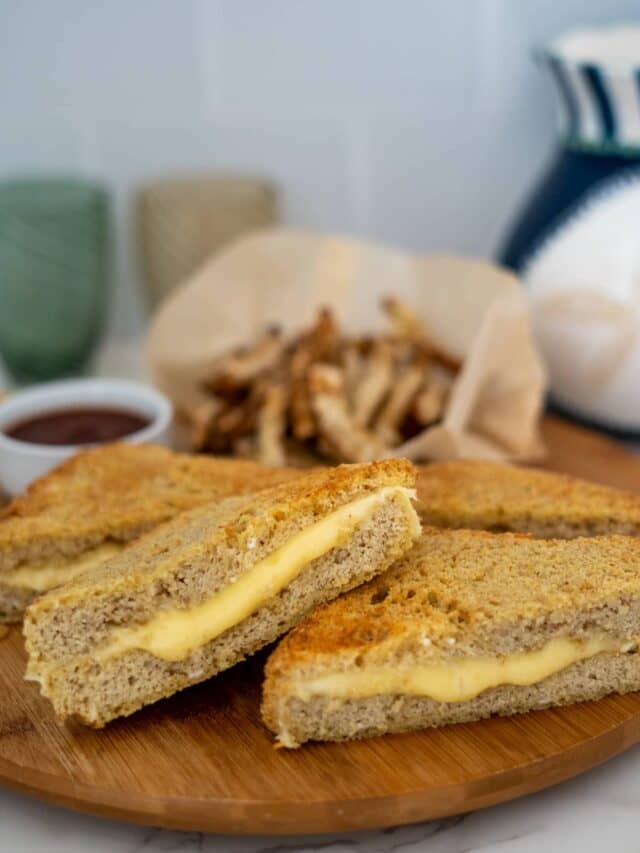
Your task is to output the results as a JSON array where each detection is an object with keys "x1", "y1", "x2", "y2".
[{"x1": 190, "y1": 298, "x2": 460, "y2": 466}]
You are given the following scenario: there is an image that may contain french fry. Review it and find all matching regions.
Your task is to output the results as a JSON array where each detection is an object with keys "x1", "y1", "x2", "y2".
[
  {"x1": 207, "y1": 326, "x2": 284, "y2": 392},
  {"x1": 308, "y1": 365, "x2": 387, "y2": 463},
  {"x1": 382, "y1": 296, "x2": 425, "y2": 344},
  {"x1": 306, "y1": 306, "x2": 339, "y2": 359},
  {"x1": 256, "y1": 382, "x2": 288, "y2": 467},
  {"x1": 290, "y1": 308, "x2": 339, "y2": 375},
  {"x1": 197, "y1": 397, "x2": 257, "y2": 453},
  {"x1": 217, "y1": 401, "x2": 255, "y2": 438},
  {"x1": 194, "y1": 298, "x2": 461, "y2": 465},
  {"x1": 189, "y1": 398, "x2": 224, "y2": 451},
  {"x1": 341, "y1": 344, "x2": 363, "y2": 412},
  {"x1": 289, "y1": 307, "x2": 338, "y2": 439},
  {"x1": 352, "y1": 340, "x2": 394, "y2": 427},
  {"x1": 413, "y1": 374, "x2": 450, "y2": 426},
  {"x1": 374, "y1": 361, "x2": 425, "y2": 445},
  {"x1": 382, "y1": 296, "x2": 462, "y2": 373},
  {"x1": 289, "y1": 375, "x2": 316, "y2": 441}
]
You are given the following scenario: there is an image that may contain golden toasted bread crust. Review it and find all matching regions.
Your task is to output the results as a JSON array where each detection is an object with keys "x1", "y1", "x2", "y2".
[
  {"x1": 416, "y1": 461, "x2": 640, "y2": 535},
  {"x1": 0, "y1": 443, "x2": 301, "y2": 570}
]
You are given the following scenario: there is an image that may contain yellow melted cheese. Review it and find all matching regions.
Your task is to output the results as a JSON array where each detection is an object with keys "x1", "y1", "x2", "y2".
[
  {"x1": 293, "y1": 634, "x2": 625, "y2": 704},
  {"x1": 98, "y1": 486, "x2": 419, "y2": 663},
  {"x1": 4, "y1": 543, "x2": 123, "y2": 592}
]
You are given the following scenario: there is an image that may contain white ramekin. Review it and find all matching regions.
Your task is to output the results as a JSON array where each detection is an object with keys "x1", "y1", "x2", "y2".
[{"x1": 0, "y1": 378, "x2": 173, "y2": 497}]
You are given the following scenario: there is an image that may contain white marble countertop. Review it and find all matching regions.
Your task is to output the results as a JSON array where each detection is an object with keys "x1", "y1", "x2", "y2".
[{"x1": 2, "y1": 338, "x2": 640, "y2": 852}]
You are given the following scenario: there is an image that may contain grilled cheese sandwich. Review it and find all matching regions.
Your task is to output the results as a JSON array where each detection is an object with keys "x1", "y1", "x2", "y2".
[
  {"x1": 24, "y1": 459, "x2": 421, "y2": 726},
  {"x1": 97, "y1": 486, "x2": 418, "y2": 663},
  {"x1": 263, "y1": 528, "x2": 640, "y2": 746},
  {"x1": 0, "y1": 443, "x2": 301, "y2": 621}
]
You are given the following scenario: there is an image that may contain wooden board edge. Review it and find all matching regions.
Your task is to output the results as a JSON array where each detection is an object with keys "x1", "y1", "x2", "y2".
[{"x1": 2, "y1": 704, "x2": 640, "y2": 835}]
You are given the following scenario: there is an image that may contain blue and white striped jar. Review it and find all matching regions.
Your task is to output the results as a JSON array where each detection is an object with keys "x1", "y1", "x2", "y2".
[
  {"x1": 500, "y1": 24, "x2": 640, "y2": 435},
  {"x1": 544, "y1": 25, "x2": 640, "y2": 154}
]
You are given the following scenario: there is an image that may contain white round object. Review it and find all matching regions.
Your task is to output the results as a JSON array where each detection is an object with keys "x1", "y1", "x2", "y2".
[
  {"x1": 525, "y1": 173, "x2": 640, "y2": 431},
  {"x1": 0, "y1": 378, "x2": 173, "y2": 496}
]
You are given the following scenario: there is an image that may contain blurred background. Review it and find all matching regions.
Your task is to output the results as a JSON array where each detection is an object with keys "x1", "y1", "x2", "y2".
[
  {"x1": 1, "y1": 0, "x2": 636, "y2": 338},
  {"x1": 1, "y1": 0, "x2": 639, "y2": 437}
]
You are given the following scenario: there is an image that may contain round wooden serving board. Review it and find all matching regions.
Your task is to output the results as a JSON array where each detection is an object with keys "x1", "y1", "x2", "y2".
[{"x1": 1, "y1": 416, "x2": 640, "y2": 835}]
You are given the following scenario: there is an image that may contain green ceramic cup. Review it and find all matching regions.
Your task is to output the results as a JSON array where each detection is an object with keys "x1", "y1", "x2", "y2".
[{"x1": 0, "y1": 177, "x2": 110, "y2": 382}]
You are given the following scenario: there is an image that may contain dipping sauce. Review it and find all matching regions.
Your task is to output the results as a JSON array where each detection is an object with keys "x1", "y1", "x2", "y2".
[{"x1": 5, "y1": 407, "x2": 150, "y2": 446}]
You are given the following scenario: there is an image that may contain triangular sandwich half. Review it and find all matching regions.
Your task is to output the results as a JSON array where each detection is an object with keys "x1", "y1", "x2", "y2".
[
  {"x1": 24, "y1": 459, "x2": 420, "y2": 726},
  {"x1": 0, "y1": 443, "x2": 300, "y2": 622},
  {"x1": 263, "y1": 528, "x2": 640, "y2": 746},
  {"x1": 417, "y1": 460, "x2": 640, "y2": 537}
]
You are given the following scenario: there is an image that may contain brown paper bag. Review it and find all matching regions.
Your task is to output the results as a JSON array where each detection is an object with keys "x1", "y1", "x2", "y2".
[{"x1": 147, "y1": 228, "x2": 546, "y2": 462}]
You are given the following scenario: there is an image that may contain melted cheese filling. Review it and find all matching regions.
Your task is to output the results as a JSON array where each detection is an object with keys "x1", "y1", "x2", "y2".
[
  {"x1": 97, "y1": 486, "x2": 419, "y2": 663},
  {"x1": 4, "y1": 543, "x2": 123, "y2": 592},
  {"x1": 292, "y1": 634, "x2": 626, "y2": 704}
]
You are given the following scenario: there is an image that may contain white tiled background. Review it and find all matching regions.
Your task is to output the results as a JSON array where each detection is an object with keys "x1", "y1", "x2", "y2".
[{"x1": 1, "y1": 0, "x2": 638, "y2": 339}]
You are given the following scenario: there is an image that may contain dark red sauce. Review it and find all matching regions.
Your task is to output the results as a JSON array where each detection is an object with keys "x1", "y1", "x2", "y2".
[{"x1": 5, "y1": 407, "x2": 150, "y2": 446}]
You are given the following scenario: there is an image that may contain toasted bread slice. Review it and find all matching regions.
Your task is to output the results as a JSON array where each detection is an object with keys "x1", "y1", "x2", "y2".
[
  {"x1": 417, "y1": 460, "x2": 640, "y2": 537},
  {"x1": 0, "y1": 443, "x2": 301, "y2": 622},
  {"x1": 263, "y1": 528, "x2": 640, "y2": 746},
  {"x1": 24, "y1": 459, "x2": 421, "y2": 727}
]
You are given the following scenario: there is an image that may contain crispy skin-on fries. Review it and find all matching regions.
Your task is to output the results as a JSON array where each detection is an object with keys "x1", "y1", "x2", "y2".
[
  {"x1": 341, "y1": 344, "x2": 363, "y2": 411},
  {"x1": 207, "y1": 327, "x2": 284, "y2": 392},
  {"x1": 308, "y1": 365, "x2": 386, "y2": 463},
  {"x1": 352, "y1": 340, "x2": 394, "y2": 427},
  {"x1": 189, "y1": 398, "x2": 224, "y2": 452},
  {"x1": 256, "y1": 382, "x2": 288, "y2": 467},
  {"x1": 193, "y1": 300, "x2": 460, "y2": 464},
  {"x1": 375, "y1": 361, "x2": 425, "y2": 445},
  {"x1": 413, "y1": 374, "x2": 450, "y2": 426},
  {"x1": 381, "y1": 296, "x2": 425, "y2": 344},
  {"x1": 290, "y1": 308, "x2": 338, "y2": 439},
  {"x1": 382, "y1": 296, "x2": 462, "y2": 373},
  {"x1": 217, "y1": 401, "x2": 255, "y2": 440}
]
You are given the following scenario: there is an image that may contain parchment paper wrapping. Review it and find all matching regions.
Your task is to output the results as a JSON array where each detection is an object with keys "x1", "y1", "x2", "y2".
[{"x1": 147, "y1": 229, "x2": 547, "y2": 462}]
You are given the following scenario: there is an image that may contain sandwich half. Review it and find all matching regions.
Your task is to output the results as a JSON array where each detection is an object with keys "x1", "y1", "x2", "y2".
[
  {"x1": 24, "y1": 459, "x2": 420, "y2": 726},
  {"x1": 0, "y1": 443, "x2": 300, "y2": 622},
  {"x1": 417, "y1": 460, "x2": 640, "y2": 537},
  {"x1": 263, "y1": 528, "x2": 640, "y2": 746}
]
